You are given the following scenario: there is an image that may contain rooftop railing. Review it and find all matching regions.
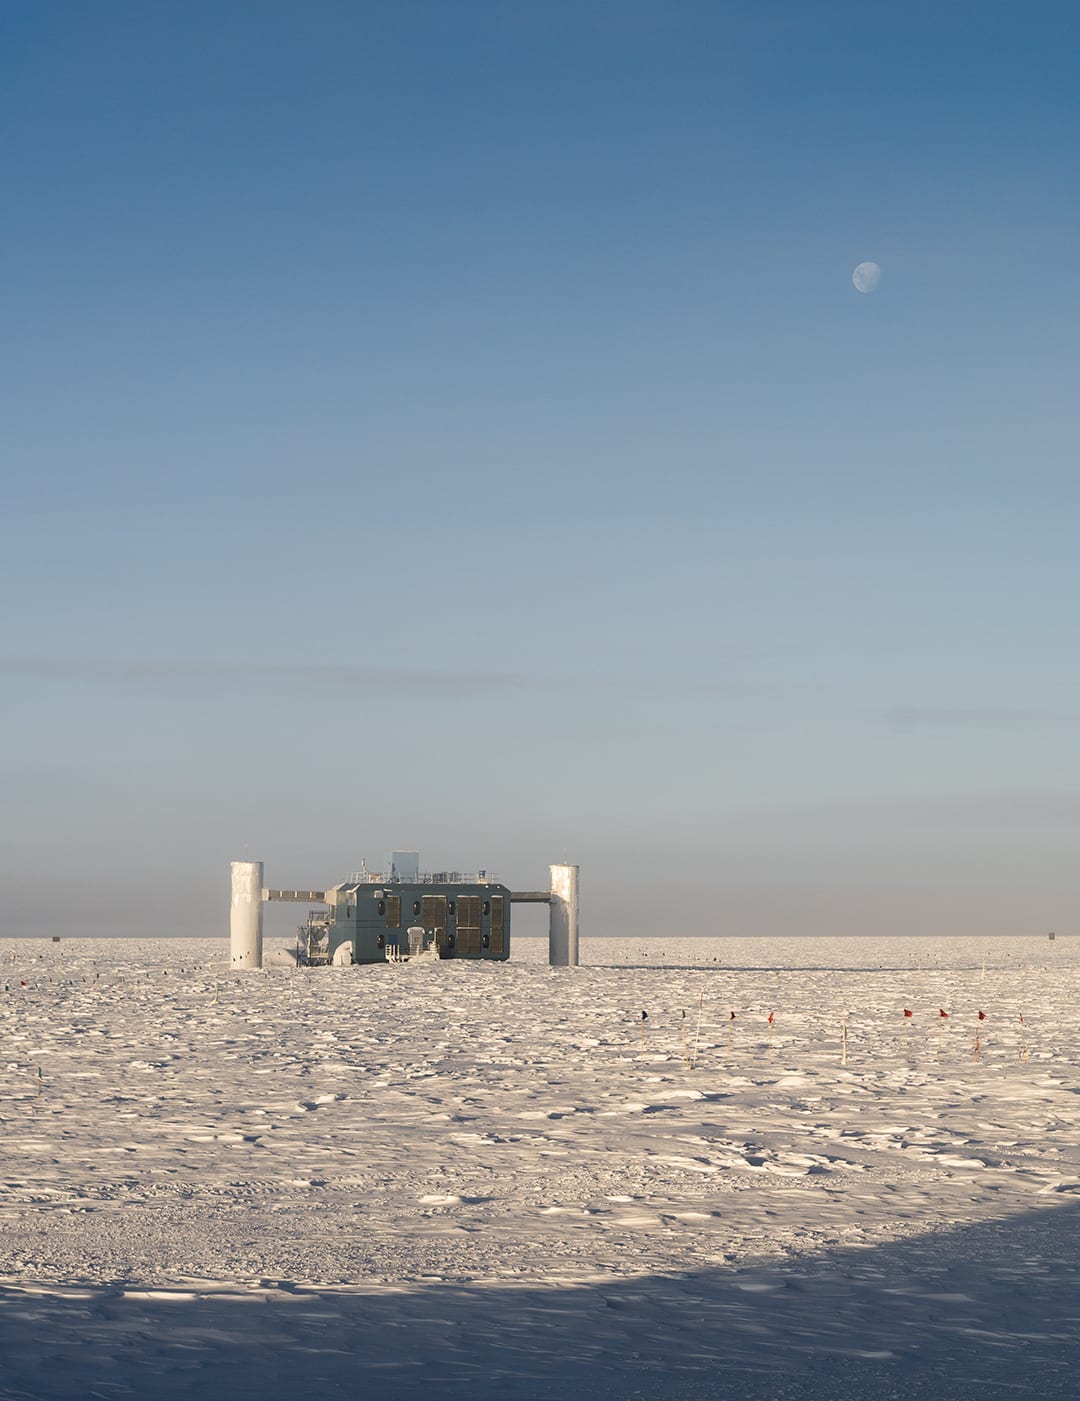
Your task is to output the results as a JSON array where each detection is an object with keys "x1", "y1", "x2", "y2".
[{"x1": 343, "y1": 871, "x2": 498, "y2": 886}]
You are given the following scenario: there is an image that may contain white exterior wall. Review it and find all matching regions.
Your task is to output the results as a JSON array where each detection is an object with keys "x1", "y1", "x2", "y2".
[
  {"x1": 230, "y1": 860, "x2": 264, "y2": 969},
  {"x1": 549, "y1": 863, "x2": 579, "y2": 967}
]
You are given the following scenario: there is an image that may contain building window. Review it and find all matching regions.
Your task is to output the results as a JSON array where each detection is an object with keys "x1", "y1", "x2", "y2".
[{"x1": 377, "y1": 901, "x2": 386, "y2": 916}]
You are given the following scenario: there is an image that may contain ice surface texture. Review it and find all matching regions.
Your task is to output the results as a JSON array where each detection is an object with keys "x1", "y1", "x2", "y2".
[{"x1": 1, "y1": 935, "x2": 1078, "y2": 1398}]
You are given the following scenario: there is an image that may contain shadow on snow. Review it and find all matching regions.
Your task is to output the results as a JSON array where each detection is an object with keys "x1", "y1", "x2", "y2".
[{"x1": 1, "y1": 1200, "x2": 1078, "y2": 1400}]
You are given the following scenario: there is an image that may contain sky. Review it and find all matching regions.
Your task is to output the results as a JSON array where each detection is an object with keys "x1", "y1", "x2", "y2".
[{"x1": 3, "y1": 0, "x2": 1079, "y2": 938}]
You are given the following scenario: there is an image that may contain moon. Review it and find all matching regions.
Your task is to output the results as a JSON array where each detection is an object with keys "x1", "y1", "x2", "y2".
[{"x1": 853, "y1": 261, "x2": 882, "y2": 294}]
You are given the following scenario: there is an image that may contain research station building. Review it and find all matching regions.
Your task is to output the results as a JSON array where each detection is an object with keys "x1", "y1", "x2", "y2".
[
  {"x1": 321, "y1": 873, "x2": 510, "y2": 964},
  {"x1": 233, "y1": 851, "x2": 578, "y2": 969}
]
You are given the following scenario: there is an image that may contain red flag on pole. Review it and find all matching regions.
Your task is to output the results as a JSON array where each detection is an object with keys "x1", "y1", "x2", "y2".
[
  {"x1": 939, "y1": 1009, "x2": 949, "y2": 1019},
  {"x1": 767, "y1": 1011, "x2": 774, "y2": 1025},
  {"x1": 977, "y1": 1010, "x2": 986, "y2": 1020},
  {"x1": 729, "y1": 1010, "x2": 736, "y2": 1021},
  {"x1": 903, "y1": 1008, "x2": 913, "y2": 1017}
]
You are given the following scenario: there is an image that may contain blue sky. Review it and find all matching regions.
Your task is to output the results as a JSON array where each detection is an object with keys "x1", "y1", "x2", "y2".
[{"x1": 3, "y1": 1, "x2": 1079, "y2": 937}]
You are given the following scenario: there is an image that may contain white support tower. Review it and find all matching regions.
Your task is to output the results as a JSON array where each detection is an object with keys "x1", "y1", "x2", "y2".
[
  {"x1": 230, "y1": 860, "x2": 264, "y2": 969},
  {"x1": 549, "y1": 863, "x2": 579, "y2": 967}
]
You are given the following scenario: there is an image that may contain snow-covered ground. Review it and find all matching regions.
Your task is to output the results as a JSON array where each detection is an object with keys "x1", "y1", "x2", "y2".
[{"x1": 1, "y1": 935, "x2": 1078, "y2": 1399}]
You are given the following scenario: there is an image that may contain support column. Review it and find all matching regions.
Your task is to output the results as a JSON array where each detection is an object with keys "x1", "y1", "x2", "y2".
[
  {"x1": 549, "y1": 863, "x2": 579, "y2": 967},
  {"x1": 230, "y1": 860, "x2": 264, "y2": 969}
]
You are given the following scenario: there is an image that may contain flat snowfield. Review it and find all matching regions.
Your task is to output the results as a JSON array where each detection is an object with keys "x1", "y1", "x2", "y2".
[{"x1": 1, "y1": 935, "x2": 1078, "y2": 1400}]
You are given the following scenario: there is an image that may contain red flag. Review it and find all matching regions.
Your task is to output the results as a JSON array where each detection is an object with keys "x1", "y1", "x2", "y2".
[
  {"x1": 977, "y1": 1011, "x2": 986, "y2": 1021},
  {"x1": 767, "y1": 1011, "x2": 774, "y2": 1025},
  {"x1": 903, "y1": 1008, "x2": 913, "y2": 1017},
  {"x1": 20, "y1": 980, "x2": 26, "y2": 987},
  {"x1": 1019, "y1": 1013, "x2": 1024, "y2": 1024},
  {"x1": 730, "y1": 1010, "x2": 736, "y2": 1021},
  {"x1": 939, "y1": 1009, "x2": 949, "y2": 1019}
]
